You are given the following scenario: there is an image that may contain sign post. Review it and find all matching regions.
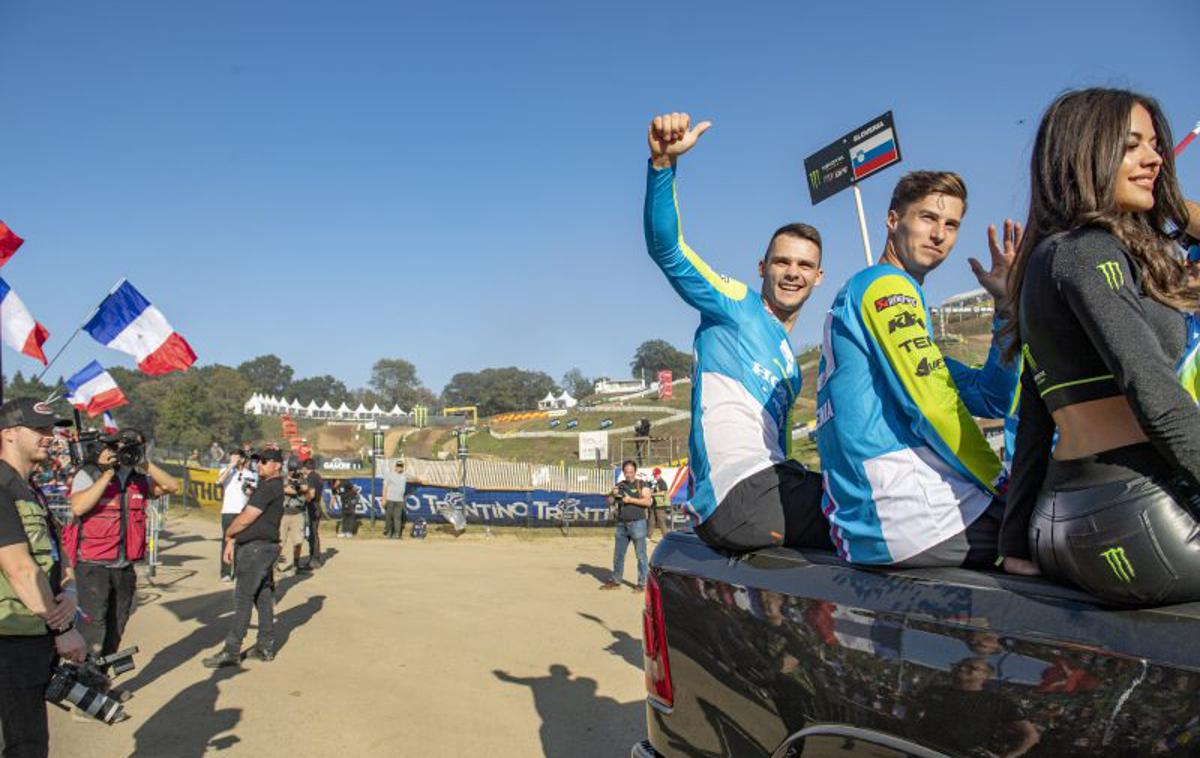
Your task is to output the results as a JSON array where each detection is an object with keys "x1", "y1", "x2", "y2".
[{"x1": 804, "y1": 111, "x2": 903, "y2": 266}]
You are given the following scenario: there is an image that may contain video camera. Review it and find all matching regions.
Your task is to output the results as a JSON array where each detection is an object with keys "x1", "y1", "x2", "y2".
[
  {"x1": 45, "y1": 647, "x2": 138, "y2": 725},
  {"x1": 71, "y1": 429, "x2": 146, "y2": 469}
]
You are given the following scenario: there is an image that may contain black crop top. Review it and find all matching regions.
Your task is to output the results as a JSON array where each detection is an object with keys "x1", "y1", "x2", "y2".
[{"x1": 1000, "y1": 227, "x2": 1200, "y2": 558}]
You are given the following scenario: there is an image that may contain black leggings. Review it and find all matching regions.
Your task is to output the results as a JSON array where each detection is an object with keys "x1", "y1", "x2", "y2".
[{"x1": 1031, "y1": 442, "x2": 1200, "y2": 606}]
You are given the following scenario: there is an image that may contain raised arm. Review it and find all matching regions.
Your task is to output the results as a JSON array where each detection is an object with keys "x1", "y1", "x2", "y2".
[{"x1": 644, "y1": 112, "x2": 747, "y2": 320}]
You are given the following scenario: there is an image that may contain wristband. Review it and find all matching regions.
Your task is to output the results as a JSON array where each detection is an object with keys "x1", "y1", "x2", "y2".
[{"x1": 54, "y1": 620, "x2": 75, "y2": 635}]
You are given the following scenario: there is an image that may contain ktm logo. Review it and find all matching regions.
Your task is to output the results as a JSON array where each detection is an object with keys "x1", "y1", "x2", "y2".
[
  {"x1": 1096, "y1": 260, "x2": 1124, "y2": 291},
  {"x1": 887, "y1": 312, "x2": 924, "y2": 333}
]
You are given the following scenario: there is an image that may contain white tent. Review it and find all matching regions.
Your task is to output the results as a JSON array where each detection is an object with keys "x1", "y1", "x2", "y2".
[
  {"x1": 389, "y1": 404, "x2": 404, "y2": 417},
  {"x1": 306, "y1": 400, "x2": 320, "y2": 417},
  {"x1": 537, "y1": 392, "x2": 557, "y2": 411},
  {"x1": 354, "y1": 403, "x2": 369, "y2": 418},
  {"x1": 370, "y1": 403, "x2": 384, "y2": 416},
  {"x1": 556, "y1": 391, "x2": 578, "y2": 409},
  {"x1": 336, "y1": 402, "x2": 352, "y2": 418}
]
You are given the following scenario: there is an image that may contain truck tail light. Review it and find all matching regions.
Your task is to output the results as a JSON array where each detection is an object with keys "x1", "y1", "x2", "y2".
[{"x1": 642, "y1": 572, "x2": 674, "y2": 708}]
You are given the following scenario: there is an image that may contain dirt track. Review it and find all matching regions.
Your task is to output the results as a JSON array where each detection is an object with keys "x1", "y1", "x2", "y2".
[{"x1": 49, "y1": 510, "x2": 649, "y2": 757}]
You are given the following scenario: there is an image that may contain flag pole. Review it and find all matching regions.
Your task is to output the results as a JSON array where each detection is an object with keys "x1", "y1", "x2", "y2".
[
  {"x1": 1176, "y1": 122, "x2": 1200, "y2": 156},
  {"x1": 852, "y1": 184, "x2": 873, "y2": 266},
  {"x1": 36, "y1": 278, "x2": 126, "y2": 383}
]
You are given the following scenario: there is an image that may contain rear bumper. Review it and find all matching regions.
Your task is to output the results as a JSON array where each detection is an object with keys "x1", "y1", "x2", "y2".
[{"x1": 631, "y1": 739, "x2": 663, "y2": 758}]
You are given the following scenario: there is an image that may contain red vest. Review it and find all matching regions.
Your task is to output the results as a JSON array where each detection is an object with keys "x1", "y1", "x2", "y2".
[{"x1": 63, "y1": 468, "x2": 150, "y2": 565}]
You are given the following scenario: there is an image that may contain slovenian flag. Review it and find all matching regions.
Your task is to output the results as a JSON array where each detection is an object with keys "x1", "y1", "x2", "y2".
[
  {"x1": 0, "y1": 277, "x2": 49, "y2": 365},
  {"x1": 851, "y1": 128, "x2": 899, "y2": 180},
  {"x1": 0, "y1": 222, "x2": 23, "y2": 269},
  {"x1": 64, "y1": 361, "x2": 129, "y2": 417},
  {"x1": 83, "y1": 280, "x2": 196, "y2": 375}
]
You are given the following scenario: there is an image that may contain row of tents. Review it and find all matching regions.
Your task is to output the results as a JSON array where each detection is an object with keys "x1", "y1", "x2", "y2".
[{"x1": 243, "y1": 392, "x2": 411, "y2": 422}]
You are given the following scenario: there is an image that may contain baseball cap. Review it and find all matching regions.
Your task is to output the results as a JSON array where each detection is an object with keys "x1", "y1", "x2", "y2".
[
  {"x1": 256, "y1": 448, "x2": 284, "y2": 463},
  {"x1": 0, "y1": 398, "x2": 72, "y2": 430}
]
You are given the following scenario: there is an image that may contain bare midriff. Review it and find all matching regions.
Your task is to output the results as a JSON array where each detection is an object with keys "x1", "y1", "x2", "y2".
[{"x1": 1051, "y1": 395, "x2": 1149, "y2": 460}]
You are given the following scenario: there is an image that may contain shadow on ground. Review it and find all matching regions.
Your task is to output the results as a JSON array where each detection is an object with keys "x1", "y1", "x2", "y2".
[
  {"x1": 577, "y1": 612, "x2": 642, "y2": 669},
  {"x1": 575, "y1": 563, "x2": 611, "y2": 584},
  {"x1": 493, "y1": 664, "x2": 643, "y2": 758}
]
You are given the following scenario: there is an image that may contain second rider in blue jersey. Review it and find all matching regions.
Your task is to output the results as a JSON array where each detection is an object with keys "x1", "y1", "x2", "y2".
[{"x1": 644, "y1": 112, "x2": 832, "y2": 553}]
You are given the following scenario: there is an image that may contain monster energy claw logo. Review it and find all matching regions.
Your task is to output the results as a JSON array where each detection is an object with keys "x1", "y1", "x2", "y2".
[
  {"x1": 1101, "y1": 546, "x2": 1136, "y2": 582},
  {"x1": 1097, "y1": 260, "x2": 1124, "y2": 291},
  {"x1": 808, "y1": 169, "x2": 821, "y2": 191}
]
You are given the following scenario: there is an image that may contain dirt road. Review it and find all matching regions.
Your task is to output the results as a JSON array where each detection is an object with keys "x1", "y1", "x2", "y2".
[{"x1": 49, "y1": 511, "x2": 649, "y2": 757}]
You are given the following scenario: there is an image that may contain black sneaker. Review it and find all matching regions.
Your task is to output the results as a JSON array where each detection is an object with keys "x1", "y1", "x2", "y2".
[
  {"x1": 246, "y1": 645, "x2": 275, "y2": 662},
  {"x1": 202, "y1": 650, "x2": 241, "y2": 669}
]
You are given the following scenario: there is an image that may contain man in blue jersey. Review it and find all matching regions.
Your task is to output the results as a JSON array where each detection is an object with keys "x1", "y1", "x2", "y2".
[
  {"x1": 644, "y1": 112, "x2": 832, "y2": 553},
  {"x1": 815, "y1": 171, "x2": 1020, "y2": 567}
]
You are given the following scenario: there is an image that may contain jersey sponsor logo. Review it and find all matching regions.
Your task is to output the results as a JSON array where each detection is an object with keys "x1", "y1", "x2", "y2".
[
  {"x1": 815, "y1": 399, "x2": 835, "y2": 429},
  {"x1": 887, "y1": 311, "x2": 925, "y2": 333},
  {"x1": 1100, "y1": 546, "x2": 1135, "y2": 583},
  {"x1": 1096, "y1": 260, "x2": 1125, "y2": 291},
  {"x1": 874, "y1": 293, "x2": 918, "y2": 312},
  {"x1": 897, "y1": 336, "x2": 934, "y2": 353},
  {"x1": 915, "y1": 356, "x2": 945, "y2": 377}
]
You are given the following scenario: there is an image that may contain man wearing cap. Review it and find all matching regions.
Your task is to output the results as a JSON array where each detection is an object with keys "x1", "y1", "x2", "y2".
[
  {"x1": 381, "y1": 459, "x2": 408, "y2": 540},
  {"x1": 217, "y1": 450, "x2": 258, "y2": 582},
  {"x1": 0, "y1": 399, "x2": 88, "y2": 756},
  {"x1": 67, "y1": 428, "x2": 177, "y2": 660},
  {"x1": 204, "y1": 448, "x2": 286, "y2": 667}
]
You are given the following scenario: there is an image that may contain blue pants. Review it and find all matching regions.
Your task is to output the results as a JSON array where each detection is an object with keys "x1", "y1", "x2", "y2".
[{"x1": 612, "y1": 519, "x2": 648, "y2": 586}]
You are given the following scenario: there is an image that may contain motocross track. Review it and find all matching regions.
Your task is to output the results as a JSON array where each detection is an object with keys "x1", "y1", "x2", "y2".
[{"x1": 49, "y1": 510, "x2": 649, "y2": 757}]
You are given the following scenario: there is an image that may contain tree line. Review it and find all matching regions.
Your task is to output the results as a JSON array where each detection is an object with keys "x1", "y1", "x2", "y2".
[{"x1": 1, "y1": 338, "x2": 692, "y2": 450}]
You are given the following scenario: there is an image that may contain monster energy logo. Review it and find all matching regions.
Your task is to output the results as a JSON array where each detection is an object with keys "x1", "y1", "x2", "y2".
[
  {"x1": 1096, "y1": 260, "x2": 1124, "y2": 291},
  {"x1": 1100, "y1": 546, "x2": 1135, "y2": 582},
  {"x1": 808, "y1": 169, "x2": 821, "y2": 191}
]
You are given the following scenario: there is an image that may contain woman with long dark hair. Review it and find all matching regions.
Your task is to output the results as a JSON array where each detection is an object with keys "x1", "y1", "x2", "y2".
[{"x1": 1000, "y1": 88, "x2": 1200, "y2": 605}]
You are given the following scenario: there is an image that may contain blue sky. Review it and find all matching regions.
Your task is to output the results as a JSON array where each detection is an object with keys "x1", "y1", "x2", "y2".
[{"x1": 2, "y1": 0, "x2": 1197, "y2": 396}]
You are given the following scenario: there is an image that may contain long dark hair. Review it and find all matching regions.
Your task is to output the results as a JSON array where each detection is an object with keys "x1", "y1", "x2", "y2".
[{"x1": 1001, "y1": 88, "x2": 1197, "y2": 361}]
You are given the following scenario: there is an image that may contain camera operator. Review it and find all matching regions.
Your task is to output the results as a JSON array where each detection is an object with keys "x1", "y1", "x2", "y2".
[
  {"x1": 276, "y1": 464, "x2": 309, "y2": 577},
  {"x1": 65, "y1": 429, "x2": 178, "y2": 660},
  {"x1": 599, "y1": 460, "x2": 653, "y2": 592},
  {"x1": 334, "y1": 479, "x2": 360, "y2": 538},
  {"x1": 203, "y1": 449, "x2": 286, "y2": 667},
  {"x1": 299, "y1": 460, "x2": 324, "y2": 568},
  {"x1": 0, "y1": 400, "x2": 87, "y2": 757},
  {"x1": 217, "y1": 450, "x2": 258, "y2": 582}
]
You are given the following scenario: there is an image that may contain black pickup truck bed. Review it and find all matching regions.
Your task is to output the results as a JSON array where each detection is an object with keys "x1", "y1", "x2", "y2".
[{"x1": 636, "y1": 532, "x2": 1200, "y2": 758}]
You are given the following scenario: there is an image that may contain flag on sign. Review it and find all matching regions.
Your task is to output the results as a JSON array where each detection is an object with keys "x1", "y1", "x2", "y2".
[
  {"x1": 851, "y1": 128, "x2": 899, "y2": 181},
  {"x1": 83, "y1": 281, "x2": 196, "y2": 375},
  {"x1": 102, "y1": 412, "x2": 118, "y2": 435},
  {"x1": 0, "y1": 222, "x2": 23, "y2": 269},
  {"x1": 0, "y1": 277, "x2": 49, "y2": 365},
  {"x1": 64, "y1": 361, "x2": 129, "y2": 417}
]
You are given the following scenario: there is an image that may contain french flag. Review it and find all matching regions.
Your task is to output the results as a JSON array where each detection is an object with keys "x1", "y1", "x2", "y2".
[
  {"x1": 64, "y1": 361, "x2": 129, "y2": 417},
  {"x1": 851, "y1": 128, "x2": 899, "y2": 180},
  {"x1": 102, "y1": 412, "x2": 118, "y2": 435},
  {"x1": 0, "y1": 221, "x2": 23, "y2": 269},
  {"x1": 0, "y1": 277, "x2": 49, "y2": 365},
  {"x1": 83, "y1": 280, "x2": 196, "y2": 375}
]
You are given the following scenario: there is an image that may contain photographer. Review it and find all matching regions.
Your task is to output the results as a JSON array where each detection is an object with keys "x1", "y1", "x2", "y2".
[
  {"x1": 65, "y1": 429, "x2": 178, "y2": 660},
  {"x1": 276, "y1": 464, "x2": 308, "y2": 577},
  {"x1": 300, "y1": 460, "x2": 324, "y2": 568},
  {"x1": 334, "y1": 479, "x2": 360, "y2": 538},
  {"x1": 203, "y1": 448, "x2": 286, "y2": 668},
  {"x1": 0, "y1": 399, "x2": 87, "y2": 757},
  {"x1": 217, "y1": 450, "x2": 258, "y2": 582},
  {"x1": 599, "y1": 460, "x2": 653, "y2": 593}
]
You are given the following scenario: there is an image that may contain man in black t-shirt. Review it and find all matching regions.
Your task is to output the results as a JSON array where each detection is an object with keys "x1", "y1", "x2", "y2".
[
  {"x1": 915, "y1": 657, "x2": 1040, "y2": 756},
  {"x1": 301, "y1": 461, "x2": 324, "y2": 569},
  {"x1": 600, "y1": 460, "x2": 653, "y2": 593},
  {"x1": 203, "y1": 448, "x2": 286, "y2": 668}
]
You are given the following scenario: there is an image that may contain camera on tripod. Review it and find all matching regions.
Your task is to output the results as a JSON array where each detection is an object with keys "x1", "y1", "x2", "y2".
[{"x1": 45, "y1": 647, "x2": 138, "y2": 725}]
